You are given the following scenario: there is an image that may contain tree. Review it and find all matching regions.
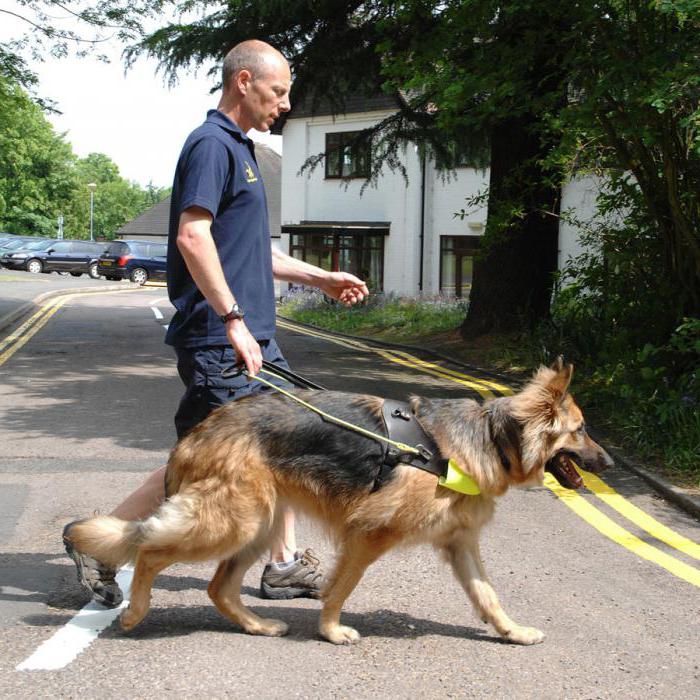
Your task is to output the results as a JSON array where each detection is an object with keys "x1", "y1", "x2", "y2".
[
  {"x1": 0, "y1": 76, "x2": 170, "y2": 239},
  {"x1": 0, "y1": 76, "x2": 78, "y2": 235}
]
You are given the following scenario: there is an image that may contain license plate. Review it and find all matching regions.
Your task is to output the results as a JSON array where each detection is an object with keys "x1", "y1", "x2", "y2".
[{"x1": 99, "y1": 260, "x2": 112, "y2": 266}]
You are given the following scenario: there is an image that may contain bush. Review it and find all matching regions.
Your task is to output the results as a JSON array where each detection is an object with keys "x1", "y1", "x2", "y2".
[{"x1": 278, "y1": 288, "x2": 468, "y2": 340}]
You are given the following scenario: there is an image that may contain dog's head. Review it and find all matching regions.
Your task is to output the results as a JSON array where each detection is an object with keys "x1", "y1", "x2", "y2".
[{"x1": 508, "y1": 357, "x2": 614, "y2": 489}]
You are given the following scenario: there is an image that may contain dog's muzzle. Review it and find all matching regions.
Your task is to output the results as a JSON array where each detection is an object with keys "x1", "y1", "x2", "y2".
[{"x1": 545, "y1": 451, "x2": 585, "y2": 489}]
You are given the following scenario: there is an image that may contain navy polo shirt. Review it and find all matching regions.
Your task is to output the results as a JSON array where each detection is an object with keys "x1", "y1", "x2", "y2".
[{"x1": 165, "y1": 110, "x2": 276, "y2": 348}]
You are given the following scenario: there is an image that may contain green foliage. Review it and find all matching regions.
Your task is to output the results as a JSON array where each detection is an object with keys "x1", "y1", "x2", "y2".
[
  {"x1": 0, "y1": 76, "x2": 170, "y2": 240},
  {"x1": 0, "y1": 77, "x2": 77, "y2": 235},
  {"x1": 279, "y1": 290, "x2": 468, "y2": 341}
]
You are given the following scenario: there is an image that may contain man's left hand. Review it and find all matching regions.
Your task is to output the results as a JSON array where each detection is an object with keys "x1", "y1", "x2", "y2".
[{"x1": 319, "y1": 272, "x2": 369, "y2": 307}]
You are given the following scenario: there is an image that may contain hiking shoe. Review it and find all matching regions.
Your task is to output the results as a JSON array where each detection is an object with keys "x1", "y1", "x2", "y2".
[
  {"x1": 62, "y1": 521, "x2": 123, "y2": 608},
  {"x1": 260, "y1": 548, "x2": 324, "y2": 600}
]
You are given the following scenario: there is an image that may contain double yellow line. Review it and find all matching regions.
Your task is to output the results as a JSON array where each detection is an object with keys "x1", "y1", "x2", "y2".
[
  {"x1": 0, "y1": 288, "x2": 144, "y2": 369},
  {"x1": 278, "y1": 317, "x2": 700, "y2": 587}
]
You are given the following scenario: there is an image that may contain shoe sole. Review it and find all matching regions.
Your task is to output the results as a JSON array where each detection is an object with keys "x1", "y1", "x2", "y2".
[{"x1": 259, "y1": 581, "x2": 321, "y2": 600}]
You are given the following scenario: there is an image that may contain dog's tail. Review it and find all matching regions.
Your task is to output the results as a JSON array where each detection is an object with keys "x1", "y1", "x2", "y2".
[
  {"x1": 65, "y1": 516, "x2": 141, "y2": 568},
  {"x1": 65, "y1": 494, "x2": 197, "y2": 568}
]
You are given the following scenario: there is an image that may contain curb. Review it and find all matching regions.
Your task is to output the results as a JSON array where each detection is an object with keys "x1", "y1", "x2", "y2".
[
  {"x1": 280, "y1": 316, "x2": 700, "y2": 521},
  {"x1": 0, "y1": 283, "x2": 144, "y2": 335}
]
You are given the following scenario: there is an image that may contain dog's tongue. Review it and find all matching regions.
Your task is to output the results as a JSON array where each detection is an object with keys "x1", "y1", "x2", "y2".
[{"x1": 545, "y1": 452, "x2": 583, "y2": 489}]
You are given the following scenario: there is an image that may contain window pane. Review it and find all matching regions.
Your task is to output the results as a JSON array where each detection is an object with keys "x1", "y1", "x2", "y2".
[{"x1": 441, "y1": 251, "x2": 456, "y2": 295}]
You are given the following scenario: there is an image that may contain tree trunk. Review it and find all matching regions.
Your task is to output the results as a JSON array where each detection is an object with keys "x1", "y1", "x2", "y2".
[{"x1": 461, "y1": 115, "x2": 560, "y2": 337}]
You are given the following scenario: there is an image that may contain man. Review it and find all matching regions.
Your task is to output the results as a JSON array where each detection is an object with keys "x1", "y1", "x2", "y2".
[{"x1": 64, "y1": 39, "x2": 368, "y2": 606}]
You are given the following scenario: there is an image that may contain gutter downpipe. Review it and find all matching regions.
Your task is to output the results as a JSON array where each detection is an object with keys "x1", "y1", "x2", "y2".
[{"x1": 419, "y1": 146, "x2": 426, "y2": 293}]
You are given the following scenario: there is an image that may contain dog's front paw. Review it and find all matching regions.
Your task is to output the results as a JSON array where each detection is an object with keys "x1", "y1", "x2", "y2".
[
  {"x1": 504, "y1": 625, "x2": 545, "y2": 645},
  {"x1": 321, "y1": 624, "x2": 361, "y2": 645},
  {"x1": 245, "y1": 617, "x2": 289, "y2": 637},
  {"x1": 120, "y1": 606, "x2": 144, "y2": 632}
]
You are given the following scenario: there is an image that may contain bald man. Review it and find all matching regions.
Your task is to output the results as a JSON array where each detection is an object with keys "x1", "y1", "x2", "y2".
[{"x1": 64, "y1": 40, "x2": 368, "y2": 607}]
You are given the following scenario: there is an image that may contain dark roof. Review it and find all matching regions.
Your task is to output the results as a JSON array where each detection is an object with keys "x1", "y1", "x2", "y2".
[
  {"x1": 272, "y1": 94, "x2": 399, "y2": 134},
  {"x1": 115, "y1": 144, "x2": 282, "y2": 239},
  {"x1": 117, "y1": 197, "x2": 170, "y2": 239}
]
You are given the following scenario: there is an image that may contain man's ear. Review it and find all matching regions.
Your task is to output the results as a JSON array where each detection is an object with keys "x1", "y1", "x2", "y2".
[
  {"x1": 549, "y1": 359, "x2": 573, "y2": 398},
  {"x1": 236, "y1": 68, "x2": 253, "y2": 95}
]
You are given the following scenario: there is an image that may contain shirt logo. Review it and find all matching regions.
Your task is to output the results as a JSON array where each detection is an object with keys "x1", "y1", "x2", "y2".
[{"x1": 244, "y1": 161, "x2": 258, "y2": 183}]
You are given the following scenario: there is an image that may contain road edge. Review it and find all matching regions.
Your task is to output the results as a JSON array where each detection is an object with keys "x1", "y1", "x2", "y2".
[
  {"x1": 279, "y1": 315, "x2": 700, "y2": 521},
  {"x1": 0, "y1": 282, "x2": 156, "y2": 335}
]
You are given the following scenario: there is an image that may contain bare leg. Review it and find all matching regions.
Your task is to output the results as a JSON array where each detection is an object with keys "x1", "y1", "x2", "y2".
[
  {"x1": 267, "y1": 504, "x2": 296, "y2": 563},
  {"x1": 110, "y1": 466, "x2": 166, "y2": 521},
  {"x1": 121, "y1": 547, "x2": 176, "y2": 631},
  {"x1": 320, "y1": 532, "x2": 397, "y2": 645},
  {"x1": 208, "y1": 548, "x2": 288, "y2": 637},
  {"x1": 443, "y1": 532, "x2": 544, "y2": 645}
]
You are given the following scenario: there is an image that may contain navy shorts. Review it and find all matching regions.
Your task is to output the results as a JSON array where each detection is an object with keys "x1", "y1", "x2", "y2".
[{"x1": 173, "y1": 339, "x2": 293, "y2": 439}]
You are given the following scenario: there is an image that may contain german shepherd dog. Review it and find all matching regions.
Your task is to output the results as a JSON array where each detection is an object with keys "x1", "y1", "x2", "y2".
[{"x1": 65, "y1": 359, "x2": 613, "y2": 646}]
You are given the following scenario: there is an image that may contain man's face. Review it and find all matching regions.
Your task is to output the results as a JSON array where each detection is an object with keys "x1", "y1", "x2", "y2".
[{"x1": 244, "y1": 57, "x2": 292, "y2": 132}]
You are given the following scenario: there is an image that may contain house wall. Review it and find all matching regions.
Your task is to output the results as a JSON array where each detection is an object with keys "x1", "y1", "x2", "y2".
[{"x1": 281, "y1": 112, "x2": 595, "y2": 296}]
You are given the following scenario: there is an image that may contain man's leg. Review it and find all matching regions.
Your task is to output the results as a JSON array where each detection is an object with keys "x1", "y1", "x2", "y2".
[
  {"x1": 268, "y1": 505, "x2": 296, "y2": 563},
  {"x1": 111, "y1": 466, "x2": 167, "y2": 520},
  {"x1": 258, "y1": 340, "x2": 324, "y2": 599}
]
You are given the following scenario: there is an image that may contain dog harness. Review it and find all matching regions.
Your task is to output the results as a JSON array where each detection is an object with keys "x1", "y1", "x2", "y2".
[{"x1": 235, "y1": 364, "x2": 481, "y2": 496}]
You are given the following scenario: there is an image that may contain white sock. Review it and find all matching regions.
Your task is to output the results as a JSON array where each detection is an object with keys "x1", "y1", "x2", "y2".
[{"x1": 269, "y1": 558, "x2": 296, "y2": 571}]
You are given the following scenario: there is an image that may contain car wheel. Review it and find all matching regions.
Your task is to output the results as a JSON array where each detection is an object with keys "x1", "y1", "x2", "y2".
[
  {"x1": 26, "y1": 259, "x2": 43, "y2": 274},
  {"x1": 70, "y1": 272, "x2": 83, "y2": 277},
  {"x1": 88, "y1": 262, "x2": 101, "y2": 279},
  {"x1": 130, "y1": 267, "x2": 148, "y2": 285}
]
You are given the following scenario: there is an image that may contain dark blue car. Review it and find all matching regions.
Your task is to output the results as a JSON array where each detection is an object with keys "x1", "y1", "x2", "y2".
[{"x1": 97, "y1": 240, "x2": 167, "y2": 284}]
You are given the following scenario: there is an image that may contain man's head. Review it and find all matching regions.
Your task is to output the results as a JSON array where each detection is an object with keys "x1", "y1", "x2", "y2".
[{"x1": 220, "y1": 40, "x2": 291, "y2": 133}]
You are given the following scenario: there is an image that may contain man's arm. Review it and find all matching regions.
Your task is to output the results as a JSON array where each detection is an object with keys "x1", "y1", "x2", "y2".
[
  {"x1": 177, "y1": 207, "x2": 263, "y2": 375},
  {"x1": 271, "y1": 246, "x2": 369, "y2": 306}
]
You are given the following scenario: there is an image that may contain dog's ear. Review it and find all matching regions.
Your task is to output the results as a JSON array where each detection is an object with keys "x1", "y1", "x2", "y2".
[
  {"x1": 549, "y1": 361, "x2": 573, "y2": 399},
  {"x1": 549, "y1": 355, "x2": 565, "y2": 373}
]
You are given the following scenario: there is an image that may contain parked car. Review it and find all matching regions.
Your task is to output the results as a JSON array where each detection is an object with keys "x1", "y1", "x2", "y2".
[
  {"x1": 97, "y1": 240, "x2": 167, "y2": 284},
  {"x1": 0, "y1": 239, "x2": 58, "y2": 272},
  {"x1": 0, "y1": 236, "x2": 48, "y2": 257},
  {"x1": 26, "y1": 239, "x2": 107, "y2": 278}
]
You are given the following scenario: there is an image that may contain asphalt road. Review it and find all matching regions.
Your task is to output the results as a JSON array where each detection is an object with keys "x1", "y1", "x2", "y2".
[{"x1": 0, "y1": 278, "x2": 699, "y2": 698}]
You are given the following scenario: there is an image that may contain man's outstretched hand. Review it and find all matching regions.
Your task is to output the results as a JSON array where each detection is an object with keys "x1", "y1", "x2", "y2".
[{"x1": 319, "y1": 272, "x2": 369, "y2": 307}]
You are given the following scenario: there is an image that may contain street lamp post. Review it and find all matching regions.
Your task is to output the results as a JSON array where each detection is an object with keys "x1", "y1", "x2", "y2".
[{"x1": 87, "y1": 182, "x2": 97, "y2": 241}]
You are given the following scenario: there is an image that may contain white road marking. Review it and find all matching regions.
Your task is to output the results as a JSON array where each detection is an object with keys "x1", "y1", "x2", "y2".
[
  {"x1": 162, "y1": 324, "x2": 169, "y2": 330},
  {"x1": 151, "y1": 306, "x2": 164, "y2": 320},
  {"x1": 16, "y1": 567, "x2": 133, "y2": 671},
  {"x1": 149, "y1": 297, "x2": 168, "y2": 307}
]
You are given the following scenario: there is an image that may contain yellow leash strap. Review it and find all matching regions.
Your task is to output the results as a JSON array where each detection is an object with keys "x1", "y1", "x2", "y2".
[{"x1": 249, "y1": 368, "x2": 421, "y2": 456}]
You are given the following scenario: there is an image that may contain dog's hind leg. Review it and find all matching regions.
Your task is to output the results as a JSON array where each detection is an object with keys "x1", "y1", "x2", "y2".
[
  {"x1": 208, "y1": 546, "x2": 288, "y2": 637},
  {"x1": 319, "y1": 531, "x2": 397, "y2": 645},
  {"x1": 121, "y1": 547, "x2": 177, "y2": 631},
  {"x1": 443, "y1": 532, "x2": 545, "y2": 645}
]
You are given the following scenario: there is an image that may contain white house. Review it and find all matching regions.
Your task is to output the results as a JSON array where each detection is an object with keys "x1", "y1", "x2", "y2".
[{"x1": 277, "y1": 95, "x2": 594, "y2": 296}]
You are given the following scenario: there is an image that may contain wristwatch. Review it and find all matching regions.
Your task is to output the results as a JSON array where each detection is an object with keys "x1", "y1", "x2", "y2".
[{"x1": 219, "y1": 303, "x2": 245, "y2": 324}]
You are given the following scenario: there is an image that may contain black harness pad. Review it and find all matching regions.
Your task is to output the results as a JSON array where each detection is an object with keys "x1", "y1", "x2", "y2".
[{"x1": 373, "y1": 399, "x2": 448, "y2": 491}]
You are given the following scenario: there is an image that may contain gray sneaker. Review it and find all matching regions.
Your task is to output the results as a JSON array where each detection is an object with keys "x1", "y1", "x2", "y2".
[
  {"x1": 62, "y1": 521, "x2": 123, "y2": 608},
  {"x1": 260, "y1": 548, "x2": 324, "y2": 600}
]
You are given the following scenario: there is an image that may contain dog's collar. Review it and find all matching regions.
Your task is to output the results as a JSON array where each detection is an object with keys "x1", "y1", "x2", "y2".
[{"x1": 487, "y1": 408, "x2": 522, "y2": 473}]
